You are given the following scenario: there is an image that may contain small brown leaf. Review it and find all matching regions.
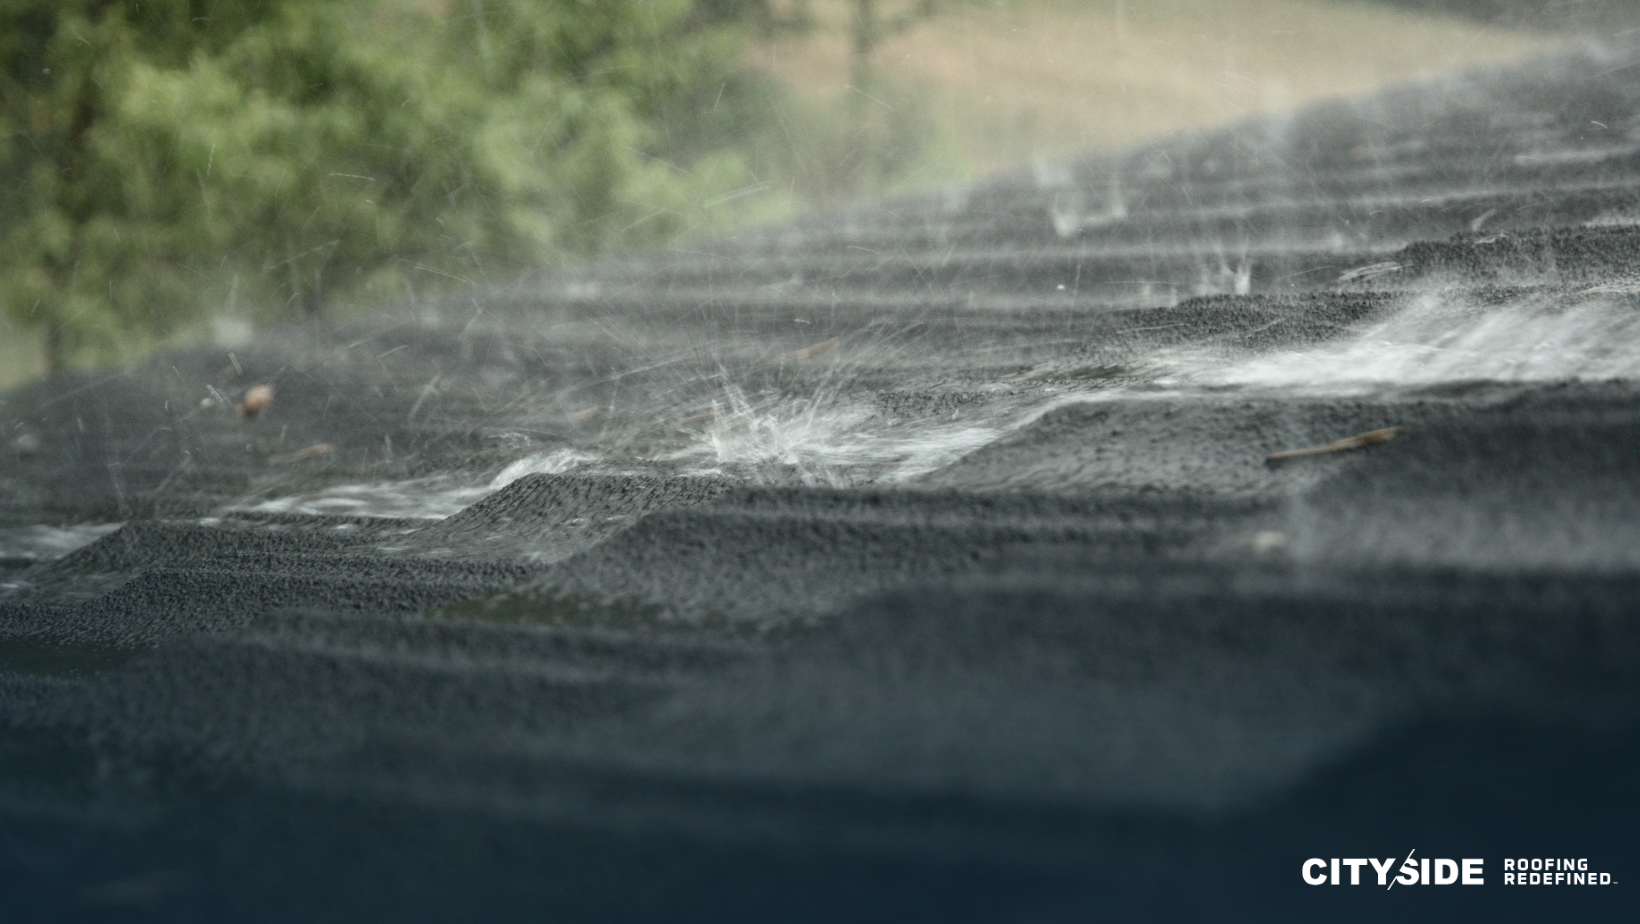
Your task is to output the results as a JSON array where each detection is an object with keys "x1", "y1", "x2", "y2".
[{"x1": 236, "y1": 384, "x2": 275, "y2": 418}]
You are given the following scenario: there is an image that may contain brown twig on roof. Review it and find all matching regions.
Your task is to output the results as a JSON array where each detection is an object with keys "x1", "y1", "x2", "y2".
[
  {"x1": 775, "y1": 337, "x2": 839, "y2": 362},
  {"x1": 1266, "y1": 426, "x2": 1402, "y2": 464},
  {"x1": 268, "y1": 443, "x2": 332, "y2": 464}
]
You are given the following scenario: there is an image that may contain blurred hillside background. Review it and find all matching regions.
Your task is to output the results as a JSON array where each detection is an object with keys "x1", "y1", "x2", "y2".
[{"x1": 0, "y1": 0, "x2": 1627, "y2": 386}]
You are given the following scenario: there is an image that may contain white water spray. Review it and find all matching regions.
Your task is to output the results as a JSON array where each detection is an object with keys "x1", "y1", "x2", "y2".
[
  {"x1": 661, "y1": 383, "x2": 1011, "y2": 486},
  {"x1": 1165, "y1": 290, "x2": 1640, "y2": 394}
]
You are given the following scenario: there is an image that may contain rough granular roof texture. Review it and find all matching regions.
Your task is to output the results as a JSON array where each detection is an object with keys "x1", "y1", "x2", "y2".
[{"x1": 4, "y1": 43, "x2": 1640, "y2": 923}]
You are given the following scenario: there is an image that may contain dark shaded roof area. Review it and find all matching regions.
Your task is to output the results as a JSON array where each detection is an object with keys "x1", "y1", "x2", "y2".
[{"x1": 4, "y1": 43, "x2": 1640, "y2": 922}]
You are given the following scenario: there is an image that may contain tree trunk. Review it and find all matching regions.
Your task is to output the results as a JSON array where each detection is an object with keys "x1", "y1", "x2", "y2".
[
  {"x1": 850, "y1": 0, "x2": 878, "y2": 97},
  {"x1": 43, "y1": 316, "x2": 65, "y2": 376}
]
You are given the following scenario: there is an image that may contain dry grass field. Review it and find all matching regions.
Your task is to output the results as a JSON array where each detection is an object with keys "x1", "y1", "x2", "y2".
[{"x1": 748, "y1": 0, "x2": 1564, "y2": 177}]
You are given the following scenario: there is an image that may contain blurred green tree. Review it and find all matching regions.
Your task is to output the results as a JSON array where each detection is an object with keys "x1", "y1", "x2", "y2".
[{"x1": 0, "y1": 0, "x2": 754, "y2": 373}]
